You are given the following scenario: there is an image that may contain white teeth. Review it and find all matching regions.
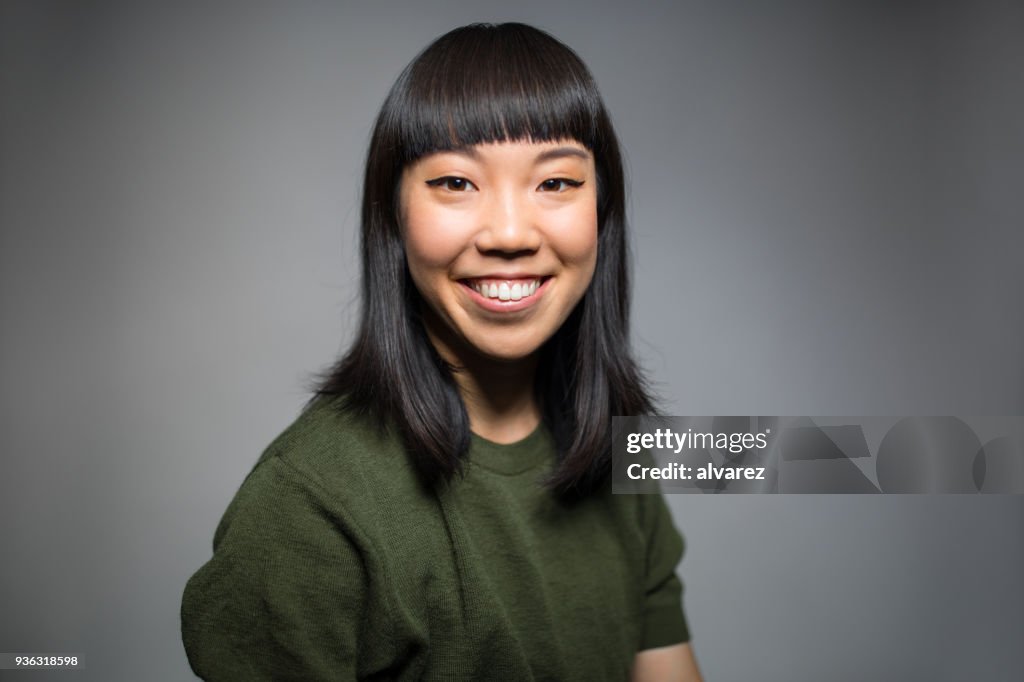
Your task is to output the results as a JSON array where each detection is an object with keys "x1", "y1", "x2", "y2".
[{"x1": 471, "y1": 278, "x2": 543, "y2": 302}]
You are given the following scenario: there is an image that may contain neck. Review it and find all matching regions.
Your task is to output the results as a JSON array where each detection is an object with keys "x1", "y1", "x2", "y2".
[
  {"x1": 452, "y1": 353, "x2": 541, "y2": 444},
  {"x1": 423, "y1": 318, "x2": 541, "y2": 444}
]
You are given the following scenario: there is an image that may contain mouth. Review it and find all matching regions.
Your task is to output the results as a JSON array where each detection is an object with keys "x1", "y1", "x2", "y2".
[
  {"x1": 459, "y1": 276, "x2": 550, "y2": 311},
  {"x1": 465, "y1": 277, "x2": 546, "y2": 302}
]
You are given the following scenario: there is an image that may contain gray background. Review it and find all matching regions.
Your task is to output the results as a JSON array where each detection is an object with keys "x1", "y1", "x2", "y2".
[{"x1": 2, "y1": 1, "x2": 1022, "y2": 680}]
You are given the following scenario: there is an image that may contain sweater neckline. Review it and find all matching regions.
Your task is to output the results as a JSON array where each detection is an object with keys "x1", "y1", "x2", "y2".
[{"x1": 469, "y1": 424, "x2": 552, "y2": 475}]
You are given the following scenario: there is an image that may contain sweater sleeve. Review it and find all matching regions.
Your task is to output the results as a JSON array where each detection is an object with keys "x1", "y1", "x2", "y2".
[
  {"x1": 638, "y1": 492, "x2": 691, "y2": 650},
  {"x1": 181, "y1": 455, "x2": 367, "y2": 681}
]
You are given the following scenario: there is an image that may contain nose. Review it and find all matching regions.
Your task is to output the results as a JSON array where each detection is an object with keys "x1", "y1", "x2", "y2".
[{"x1": 474, "y1": 188, "x2": 542, "y2": 256}]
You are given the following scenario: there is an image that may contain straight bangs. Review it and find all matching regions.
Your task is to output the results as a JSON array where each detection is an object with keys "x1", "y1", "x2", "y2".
[{"x1": 388, "y1": 23, "x2": 603, "y2": 163}]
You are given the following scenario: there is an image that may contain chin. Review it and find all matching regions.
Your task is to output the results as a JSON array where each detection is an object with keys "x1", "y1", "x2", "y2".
[
  {"x1": 476, "y1": 345, "x2": 541, "y2": 364},
  {"x1": 458, "y1": 335, "x2": 544, "y2": 364}
]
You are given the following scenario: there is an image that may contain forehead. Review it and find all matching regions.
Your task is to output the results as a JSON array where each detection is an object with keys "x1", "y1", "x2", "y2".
[{"x1": 410, "y1": 139, "x2": 594, "y2": 168}]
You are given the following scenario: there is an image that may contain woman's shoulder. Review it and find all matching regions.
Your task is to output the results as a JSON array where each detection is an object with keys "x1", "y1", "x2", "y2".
[
  {"x1": 259, "y1": 396, "x2": 401, "y2": 466},
  {"x1": 239, "y1": 396, "x2": 426, "y2": 519}
]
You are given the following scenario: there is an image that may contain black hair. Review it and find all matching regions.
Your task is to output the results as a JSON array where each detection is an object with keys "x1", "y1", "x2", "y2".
[{"x1": 314, "y1": 22, "x2": 653, "y2": 500}]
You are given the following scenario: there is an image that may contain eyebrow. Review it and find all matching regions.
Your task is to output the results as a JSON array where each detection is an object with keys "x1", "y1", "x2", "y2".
[
  {"x1": 442, "y1": 145, "x2": 591, "y2": 164},
  {"x1": 535, "y1": 147, "x2": 591, "y2": 163}
]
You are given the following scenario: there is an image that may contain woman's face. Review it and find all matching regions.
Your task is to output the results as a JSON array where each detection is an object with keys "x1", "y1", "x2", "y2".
[{"x1": 399, "y1": 139, "x2": 598, "y2": 365}]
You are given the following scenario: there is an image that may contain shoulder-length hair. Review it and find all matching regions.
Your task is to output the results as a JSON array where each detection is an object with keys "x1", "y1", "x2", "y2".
[{"x1": 314, "y1": 22, "x2": 653, "y2": 500}]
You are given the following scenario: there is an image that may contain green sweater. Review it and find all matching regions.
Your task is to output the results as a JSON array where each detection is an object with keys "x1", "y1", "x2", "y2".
[{"x1": 181, "y1": 400, "x2": 689, "y2": 680}]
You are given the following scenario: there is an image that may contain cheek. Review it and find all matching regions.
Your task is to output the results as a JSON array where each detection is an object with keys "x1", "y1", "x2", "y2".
[
  {"x1": 551, "y1": 203, "x2": 599, "y2": 274},
  {"x1": 402, "y1": 198, "x2": 471, "y2": 283}
]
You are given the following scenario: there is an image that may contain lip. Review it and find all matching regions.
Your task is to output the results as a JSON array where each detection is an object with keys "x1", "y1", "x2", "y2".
[{"x1": 460, "y1": 276, "x2": 551, "y2": 313}]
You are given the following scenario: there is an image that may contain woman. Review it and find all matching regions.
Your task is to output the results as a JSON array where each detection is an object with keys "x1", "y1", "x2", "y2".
[{"x1": 182, "y1": 22, "x2": 701, "y2": 681}]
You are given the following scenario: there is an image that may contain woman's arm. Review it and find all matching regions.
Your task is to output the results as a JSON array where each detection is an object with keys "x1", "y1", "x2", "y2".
[
  {"x1": 182, "y1": 456, "x2": 370, "y2": 680},
  {"x1": 631, "y1": 642, "x2": 703, "y2": 682}
]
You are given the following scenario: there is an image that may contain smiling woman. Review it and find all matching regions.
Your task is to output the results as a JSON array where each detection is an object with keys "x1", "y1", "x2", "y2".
[
  {"x1": 401, "y1": 141, "x2": 599, "y2": 434},
  {"x1": 181, "y1": 22, "x2": 701, "y2": 681}
]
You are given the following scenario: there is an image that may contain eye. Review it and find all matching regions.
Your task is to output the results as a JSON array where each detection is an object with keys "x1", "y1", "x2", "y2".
[
  {"x1": 425, "y1": 176, "x2": 477, "y2": 192},
  {"x1": 538, "y1": 178, "x2": 584, "y2": 192}
]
